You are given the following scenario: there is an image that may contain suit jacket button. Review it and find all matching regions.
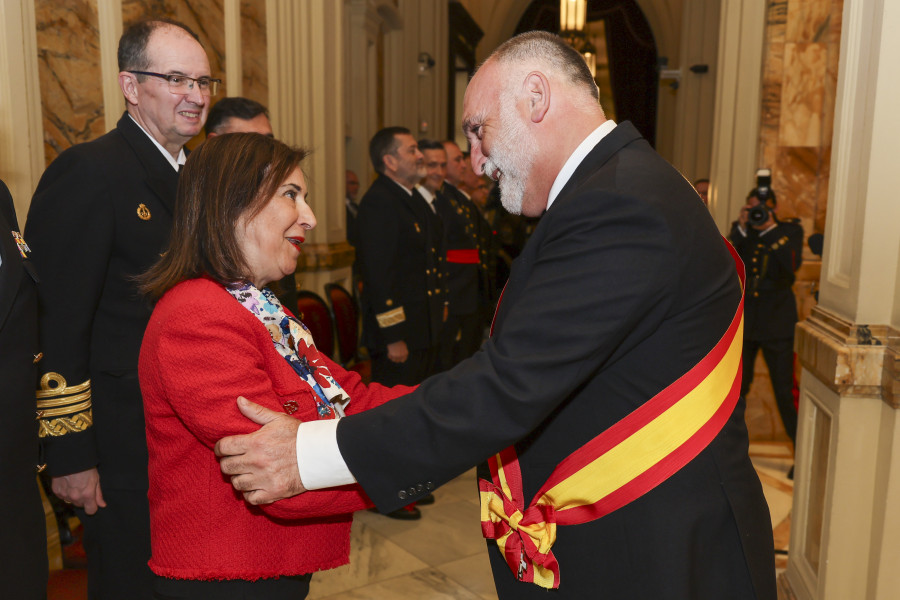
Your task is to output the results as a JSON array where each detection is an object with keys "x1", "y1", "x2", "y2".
[
  {"x1": 416, "y1": 483, "x2": 424, "y2": 493},
  {"x1": 398, "y1": 490, "x2": 408, "y2": 500},
  {"x1": 425, "y1": 481, "x2": 434, "y2": 490}
]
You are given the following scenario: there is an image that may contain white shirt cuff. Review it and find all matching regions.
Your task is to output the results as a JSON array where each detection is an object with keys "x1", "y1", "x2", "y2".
[{"x1": 296, "y1": 419, "x2": 357, "y2": 489}]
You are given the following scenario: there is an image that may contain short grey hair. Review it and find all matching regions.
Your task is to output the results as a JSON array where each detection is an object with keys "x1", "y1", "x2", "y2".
[{"x1": 489, "y1": 31, "x2": 599, "y2": 102}]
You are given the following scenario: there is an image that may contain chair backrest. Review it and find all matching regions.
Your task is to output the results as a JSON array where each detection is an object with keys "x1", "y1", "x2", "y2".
[
  {"x1": 295, "y1": 291, "x2": 335, "y2": 359},
  {"x1": 324, "y1": 282, "x2": 359, "y2": 366}
]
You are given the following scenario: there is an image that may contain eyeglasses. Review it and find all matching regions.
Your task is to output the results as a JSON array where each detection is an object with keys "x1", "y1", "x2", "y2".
[{"x1": 129, "y1": 71, "x2": 221, "y2": 96}]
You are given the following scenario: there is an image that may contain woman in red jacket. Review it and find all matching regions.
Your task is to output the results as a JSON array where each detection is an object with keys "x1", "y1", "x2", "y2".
[{"x1": 138, "y1": 133, "x2": 412, "y2": 599}]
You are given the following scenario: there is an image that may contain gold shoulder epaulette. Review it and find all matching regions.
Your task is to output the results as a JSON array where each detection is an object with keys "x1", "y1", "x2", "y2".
[{"x1": 35, "y1": 373, "x2": 93, "y2": 437}]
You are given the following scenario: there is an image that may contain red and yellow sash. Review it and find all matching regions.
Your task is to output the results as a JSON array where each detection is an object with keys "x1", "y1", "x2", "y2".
[{"x1": 479, "y1": 240, "x2": 745, "y2": 589}]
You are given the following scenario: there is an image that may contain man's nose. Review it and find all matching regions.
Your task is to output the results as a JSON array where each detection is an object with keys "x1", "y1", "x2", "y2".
[{"x1": 470, "y1": 147, "x2": 487, "y2": 176}]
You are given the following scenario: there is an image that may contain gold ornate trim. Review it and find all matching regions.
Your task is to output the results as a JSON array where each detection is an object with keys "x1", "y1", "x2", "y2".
[
  {"x1": 36, "y1": 373, "x2": 91, "y2": 398},
  {"x1": 38, "y1": 409, "x2": 93, "y2": 438},
  {"x1": 39, "y1": 399, "x2": 92, "y2": 418},
  {"x1": 36, "y1": 389, "x2": 91, "y2": 408},
  {"x1": 376, "y1": 306, "x2": 406, "y2": 328}
]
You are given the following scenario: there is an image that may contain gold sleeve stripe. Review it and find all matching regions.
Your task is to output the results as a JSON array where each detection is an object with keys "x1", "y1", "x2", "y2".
[
  {"x1": 36, "y1": 373, "x2": 91, "y2": 399},
  {"x1": 36, "y1": 389, "x2": 91, "y2": 409},
  {"x1": 376, "y1": 306, "x2": 406, "y2": 328},
  {"x1": 38, "y1": 409, "x2": 93, "y2": 438},
  {"x1": 39, "y1": 399, "x2": 92, "y2": 419}
]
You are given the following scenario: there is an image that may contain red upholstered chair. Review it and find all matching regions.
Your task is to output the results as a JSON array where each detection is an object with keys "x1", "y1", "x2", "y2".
[
  {"x1": 295, "y1": 291, "x2": 336, "y2": 360},
  {"x1": 324, "y1": 282, "x2": 371, "y2": 382}
]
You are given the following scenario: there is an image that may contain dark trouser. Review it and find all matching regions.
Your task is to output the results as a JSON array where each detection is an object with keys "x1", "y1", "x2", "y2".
[
  {"x1": 741, "y1": 337, "x2": 797, "y2": 443},
  {"x1": 78, "y1": 487, "x2": 153, "y2": 600},
  {"x1": 153, "y1": 574, "x2": 311, "y2": 600},
  {"x1": 372, "y1": 344, "x2": 439, "y2": 386}
]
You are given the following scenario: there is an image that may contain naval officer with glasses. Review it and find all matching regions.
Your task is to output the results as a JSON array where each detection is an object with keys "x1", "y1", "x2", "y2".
[{"x1": 25, "y1": 18, "x2": 217, "y2": 598}]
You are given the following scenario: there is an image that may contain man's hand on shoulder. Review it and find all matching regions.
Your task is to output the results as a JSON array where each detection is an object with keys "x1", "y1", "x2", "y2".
[
  {"x1": 214, "y1": 396, "x2": 307, "y2": 505},
  {"x1": 52, "y1": 467, "x2": 106, "y2": 515}
]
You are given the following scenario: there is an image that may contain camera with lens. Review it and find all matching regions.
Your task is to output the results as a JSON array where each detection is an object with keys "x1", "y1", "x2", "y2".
[{"x1": 747, "y1": 169, "x2": 773, "y2": 227}]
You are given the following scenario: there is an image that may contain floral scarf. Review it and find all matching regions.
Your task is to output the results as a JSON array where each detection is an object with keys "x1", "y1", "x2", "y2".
[{"x1": 226, "y1": 282, "x2": 349, "y2": 419}]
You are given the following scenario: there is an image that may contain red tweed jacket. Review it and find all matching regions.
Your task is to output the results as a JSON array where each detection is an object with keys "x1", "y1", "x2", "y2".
[{"x1": 139, "y1": 277, "x2": 412, "y2": 581}]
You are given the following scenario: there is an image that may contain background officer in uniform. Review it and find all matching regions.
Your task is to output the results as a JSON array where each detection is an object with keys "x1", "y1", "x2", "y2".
[
  {"x1": 419, "y1": 139, "x2": 483, "y2": 370},
  {"x1": 0, "y1": 179, "x2": 46, "y2": 600},
  {"x1": 356, "y1": 127, "x2": 447, "y2": 388},
  {"x1": 25, "y1": 18, "x2": 215, "y2": 598},
  {"x1": 729, "y1": 186, "x2": 804, "y2": 447}
]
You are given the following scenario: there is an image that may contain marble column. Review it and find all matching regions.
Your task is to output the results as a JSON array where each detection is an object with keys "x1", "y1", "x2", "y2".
[
  {"x1": 785, "y1": 0, "x2": 900, "y2": 598},
  {"x1": 344, "y1": 0, "x2": 400, "y2": 187},
  {"x1": 0, "y1": 0, "x2": 44, "y2": 222},
  {"x1": 383, "y1": 0, "x2": 448, "y2": 142},
  {"x1": 266, "y1": 0, "x2": 353, "y2": 295}
]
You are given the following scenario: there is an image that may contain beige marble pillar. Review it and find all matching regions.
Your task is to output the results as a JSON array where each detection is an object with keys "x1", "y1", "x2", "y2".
[
  {"x1": 786, "y1": 0, "x2": 900, "y2": 598},
  {"x1": 266, "y1": 0, "x2": 353, "y2": 295},
  {"x1": 344, "y1": 0, "x2": 400, "y2": 187},
  {"x1": 0, "y1": 0, "x2": 45, "y2": 222},
  {"x1": 666, "y1": 0, "x2": 719, "y2": 184},
  {"x1": 708, "y1": 0, "x2": 766, "y2": 231}
]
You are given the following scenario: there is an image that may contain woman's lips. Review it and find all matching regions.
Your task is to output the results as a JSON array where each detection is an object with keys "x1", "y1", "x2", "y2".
[{"x1": 287, "y1": 236, "x2": 305, "y2": 250}]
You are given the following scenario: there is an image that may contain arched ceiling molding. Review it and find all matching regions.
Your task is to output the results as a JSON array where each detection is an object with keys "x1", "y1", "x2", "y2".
[{"x1": 633, "y1": 0, "x2": 681, "y2": 62}]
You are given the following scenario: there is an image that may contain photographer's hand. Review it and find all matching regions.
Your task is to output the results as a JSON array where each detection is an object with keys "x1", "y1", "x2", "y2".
[{"x1": 738, "y1": 205, "x2": 750, "y2": 228}]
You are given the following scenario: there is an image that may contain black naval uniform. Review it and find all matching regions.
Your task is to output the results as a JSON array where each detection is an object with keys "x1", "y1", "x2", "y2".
[
  {"x1": 433, "y1": 182, "x2": 485, "y2": 369},
  {"x1": 0, "y1": 180, "x2": 47, "y2": 600},
  {"x1": 729, "y1": 217, "x2": 804, "y2": 443},
  {"x1": 357, "y1": 175, "x2": 447, "y2": 386},
  {"x1": 25, "y1": 113, "x2": 181, "y2": 599}
]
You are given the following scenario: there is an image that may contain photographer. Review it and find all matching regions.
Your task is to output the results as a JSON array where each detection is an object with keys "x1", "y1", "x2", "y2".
[{"x1": 729, "y1": 179, "x2": 804, "y2": 459}]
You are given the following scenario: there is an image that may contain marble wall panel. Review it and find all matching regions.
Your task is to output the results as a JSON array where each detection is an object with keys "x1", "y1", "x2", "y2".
[
  {"x1": 36, "y1": 0, "x2": 104, "y2": 166},
  {"x1": 767, "y1": 1, "x2": 789, "y2": 39},
  {"x1": 751, "y1": 0, "x2": 842, "y2": 442},
  {"x1": 779, "y1": 42, "x2": 826, "y2": 148},
  {"x1": 760, "y1": 37, "x2": 784, "y2": 169},
  {"x1": 814, "y1": 145, "x2": 830, "y2": 234},
  {"x1": 774, "y1": 146, "x2": 818, "y2": 223},
  {"x1": 786, "y1": 0, "x2": 831, "y2": 42},
  {"x1": 240, "y1": 0, "x2": 268, "y2": 108}
]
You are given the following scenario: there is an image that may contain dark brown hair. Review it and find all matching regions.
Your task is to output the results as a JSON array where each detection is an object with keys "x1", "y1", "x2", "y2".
[{"x1": 139, "y1": 133, "x2": 310, "y2": 300}]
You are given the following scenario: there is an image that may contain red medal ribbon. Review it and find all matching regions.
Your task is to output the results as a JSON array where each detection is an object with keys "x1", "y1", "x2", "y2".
[{"x1": 446, "y1": 248, "x2": 480, "y2": 263}]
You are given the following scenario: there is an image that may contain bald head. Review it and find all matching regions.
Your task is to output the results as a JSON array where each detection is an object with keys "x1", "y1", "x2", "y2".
[
  {"x1": 461, "y1": 31, "x2": 606, "y2": 216},
  {"x1": 489, "y1": 31, "x2": 600, "y2": 103}
]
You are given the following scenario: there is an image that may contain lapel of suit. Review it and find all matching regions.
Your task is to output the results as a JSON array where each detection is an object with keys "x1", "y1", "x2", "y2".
[
  {"x1": 0, "y1": 183, "x2": 24, "y2": 328},
  {"x1": 116, "y1": 113, "x2": 180, "y2": 216}
]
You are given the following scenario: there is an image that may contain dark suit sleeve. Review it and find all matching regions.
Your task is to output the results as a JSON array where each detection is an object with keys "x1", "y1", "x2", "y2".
[
  {"x1": 336, "y1": 189, "x2": 678, "y2": 511},
  {"x1": 356, "y1": 188, "x2": 408, "y2": 345},
  {"x1": 25, "y1": 150, "x2": 113, "y2": 476}
]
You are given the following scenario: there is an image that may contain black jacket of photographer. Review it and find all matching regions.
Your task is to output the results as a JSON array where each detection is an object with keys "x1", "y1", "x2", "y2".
[{"x1": 729, "y1": 217, "x2": 803, "y2": 341}]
